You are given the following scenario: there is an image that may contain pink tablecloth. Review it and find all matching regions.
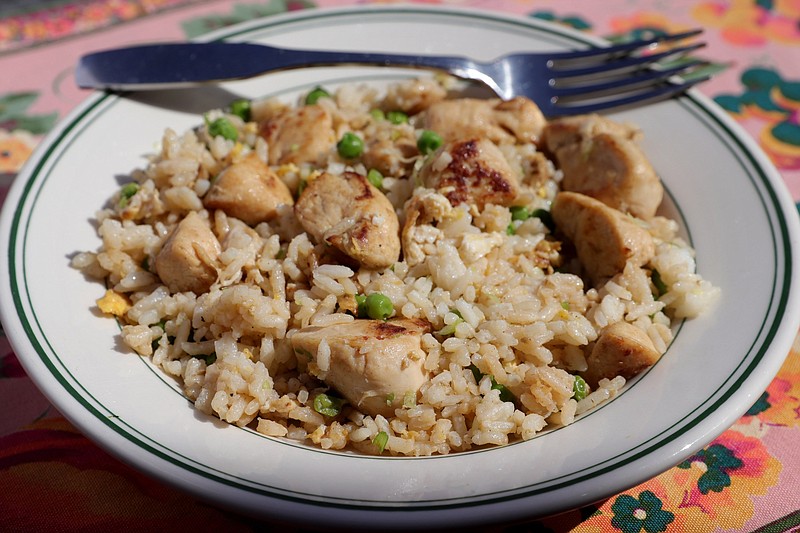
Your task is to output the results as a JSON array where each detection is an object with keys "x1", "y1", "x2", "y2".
[{"x1": 2, "y1": 1, "x2": 800, "y2": 531}]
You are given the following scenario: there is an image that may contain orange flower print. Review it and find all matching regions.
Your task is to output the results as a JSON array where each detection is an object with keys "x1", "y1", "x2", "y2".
[
  {"x1": 0, "y1": 130, "x2": 35, "y2": 174},
  {"x1": 715, "y1": 67, "x2": 800, "y2": 170},
  {"x1": 608, "y1": 12, "x2": 694, "y2": 39},
  {"x1": 578, "y1": 430, "x2": 778, "y2": 532},
  {"x1": 693, "y1": 0, "x2": 800, "y2": 46},
  {"x1": 740, "y1": 337, "x2": 800, "y2": 427}
]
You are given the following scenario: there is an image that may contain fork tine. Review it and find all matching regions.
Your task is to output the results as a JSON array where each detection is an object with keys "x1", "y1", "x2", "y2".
[
  {"x1": 549, "y1": 76, "x2": 710, "y2": 116},
  {"x1": 548, "y1": 29, "x2": 703, "y2": 61},
  {"x1": 549, "y1": 59, "x2": 708, "y2": 99},
  {"x1": 551, "y1": 42, "x2": 706, "y2": 78}
]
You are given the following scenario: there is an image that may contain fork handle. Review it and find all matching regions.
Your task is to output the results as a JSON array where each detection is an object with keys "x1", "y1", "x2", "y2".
[{"x1": 75, "y1": 41, "x2": 484, "y2": 91}]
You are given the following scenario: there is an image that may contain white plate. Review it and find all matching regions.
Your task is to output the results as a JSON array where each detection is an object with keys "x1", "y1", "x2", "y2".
[{"x1": 2, "y1": 6, "x2": 799, "y2": 529}]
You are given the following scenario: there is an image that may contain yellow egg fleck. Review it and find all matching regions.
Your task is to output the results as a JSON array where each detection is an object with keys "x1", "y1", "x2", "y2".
[{"x1": 96, "y1": 290, "x2": 131, "y2": 316}]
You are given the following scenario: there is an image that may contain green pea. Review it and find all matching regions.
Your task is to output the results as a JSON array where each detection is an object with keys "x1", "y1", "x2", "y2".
[
  {"x1": 305, "y1": 86, "x2": 331, "y2": 105},
  {"x1": 365, "y1": 292, "x2": 393, "y2": 320},
  {"x1": 573, "y1": 375, "x2": 588, "y2": 401},
  {"x1": 367, "y1": 168, "x2": 384, "y2": 189},
  {"x1": 228, "y1": 98, "x2": 251, "y2": 121},
  {"x1": 337, "y1": 132, "x2": 364, "y2": 159},
  {"x1": 370, "y1": 109, "x2": 386, "y2": 121},
  {"x1": 386, "y1": 110, "x2": 408, "y2": 124},
  {"x1": 313, "y1": 393, "x2": 344, "y2": 417},
  {"x1": 207, "y1": 117, "x2": 238, "y2": 141},
  {"x1": 355, "y1": 293, "x2": 367, "y2": 318},
  {"x1": 417, "y1": 130, "x2": 443, "y2": 155},
  {"x1": 510, "y1": 206, "x2": 530, "y2": 221}
]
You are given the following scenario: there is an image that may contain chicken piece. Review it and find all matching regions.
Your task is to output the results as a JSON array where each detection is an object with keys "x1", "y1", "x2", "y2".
[
  {"x1": 423, "y1": 97, "x2": 546, "y2": 144},
  {"x1": 417, "y1": 138, "x2": 519, "y2": 209},
  {"x1": 155, "y1": 211, "x2": 221, "y2": 294},
  {"x1": 291, "y1": 318, "x2": 431, "y2": 417},
  {"x1": 543, "y1": 113, "x2": 639, "y2": 152},
  {"x1": 543, "y1": 114, "x2": 662, "y2": 219},
  {"x1": 582, "y1": 321, "x2": 661, "y2": 387},
  {"x1": 551, "y1": 191, "x2": 654, "y2": 286},
  {"x1": 294, "y1": 171, "x2": 400, "y2": 269},
  {"x1": 401, "y1": 190, "x2": 453, "y2": 266},
  {"x1": 380, "y1": 77, "x2": 448, "y2": 115},
  {"x1": 203, "y1": 154, "x2": 293, "y2": 226},
  {"x1": 259, "y1": 104, "x2": 336, "y2": 165},
  {"x1": 362, "y1": 135, "x2": 418, "y2": 178}
]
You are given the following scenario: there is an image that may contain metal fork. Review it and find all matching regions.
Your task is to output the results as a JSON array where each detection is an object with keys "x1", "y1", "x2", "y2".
[{"x1": 75, "y1": 30, "x2": 707, "y2": 117}]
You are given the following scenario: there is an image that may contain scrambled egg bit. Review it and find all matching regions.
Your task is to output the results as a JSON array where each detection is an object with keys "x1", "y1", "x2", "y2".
[{"x1": 96, "y1": 289, "x2": 131, "y2": 317}]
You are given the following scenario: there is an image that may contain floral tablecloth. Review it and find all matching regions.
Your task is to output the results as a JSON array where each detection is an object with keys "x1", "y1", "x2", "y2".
[{"x1": 2, "y1": 1, "x2": 800, "y2": 531}]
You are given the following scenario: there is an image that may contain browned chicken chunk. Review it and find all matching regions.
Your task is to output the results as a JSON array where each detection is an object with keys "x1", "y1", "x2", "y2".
[
  {"x1": 582, "y1": 321, "x2": 661, "y2": 387},
  {"x1": 259, "y1": 104, "x2": 336, "y2": 165},
  {"x1": 543, "y1": 114, "x2": 663, "y2": 219},
  {"x1": 291, "y1": 318, "x2": 431, "y2": 417},
  {"x1": 418, "y1": 138, "x2": 519, "y2": 209},
  {"x1": 423, "y1": 97, "x2": 546, "y2": 144},
  {"x1": 401, "y1": 191, "x2": 453, "y2": 267},
  {"x1": 155, "y1": 211, "x2": 220, "y2": 294},
  {"x1": 294, "y1": 171, "x2": 401, "y2": 269},
  {"x1": 203, "y1": 154, "x2": 293, "y2": 225},
  {"x1": 551, "y1": 191, "x2": 654, "y2": 286}
]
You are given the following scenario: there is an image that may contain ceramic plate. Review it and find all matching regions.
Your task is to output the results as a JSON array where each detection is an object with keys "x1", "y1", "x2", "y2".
[{"x1": 2, "y1": 6, "x2": 799, "y2": 529}]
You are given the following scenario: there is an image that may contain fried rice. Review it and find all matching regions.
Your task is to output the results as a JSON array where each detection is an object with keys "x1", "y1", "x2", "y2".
[{"x1": 72, "y1": 76, "x2": 720, "y2": 456}]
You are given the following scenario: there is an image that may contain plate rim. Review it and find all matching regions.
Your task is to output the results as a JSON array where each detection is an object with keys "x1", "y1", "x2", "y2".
[{"x1": 2, "y1": 4, "x2": 799, "y2": 527}]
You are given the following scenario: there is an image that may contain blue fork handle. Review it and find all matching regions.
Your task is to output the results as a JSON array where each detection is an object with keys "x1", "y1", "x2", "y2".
[{"x1": 75, "y1": 41, "x2": 484, "y2": 91}]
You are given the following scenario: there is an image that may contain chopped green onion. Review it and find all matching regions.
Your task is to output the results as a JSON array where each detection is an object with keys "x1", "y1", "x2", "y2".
[
  {"x1": 294, "y1": 347, "x2": 313, "y2": 360},
  {"x1": 510, "y1": 205, "x2": 531, "y2": 221},
  {"x1": 194, "y1": 353, "x2": 216, "y2": 366},
  {"x1": 385, "y1": 392, "x2": 395, "y2": 406},
  {"x1": 402, "y1": 390, "x2": 417, "y2": 408},
  {"x1": 206, "y1": 116, "x2": 238, "y2": 141},
  {"x1": 313, "y1": 393, "x2": 344, "y2": 417},
  {"x1": 469, "y1": 363, "x2": 484, "y2": 384},
  {"x1": 417, "y1": 130, "x2": 443, "y2": 155},
  {"x1": 370, "y1": 108, "x2": 386, "y2": 121},
  {"x1": 337, "y1": 132, "x2": 364, "y2": 159},
  {"x1": 490, "y1": 377, "x2": 517, "y2": 404},
  {"x1": 573, "y1": 375, "x2": 588, "y2": 401},
  {"x1": 305, "y1": 86, "x2": 331, "y2": 105},
  {"x1": 118, "y1": 182, "x2": 139, "y2": 208},
  {"x1": 296, "y1": 178, "x2": 307, "y2": 199},
  {"x1": 532, "y1": 208, "x2": 555, "y2": 232},
  {"x1": 365, "y1": 292, "x2": 393, "y2": 320},
  {"x1": 228, "y1": 98, "x2": 251, "y2": 121},
  {"x1": 506, "y1": 223, "x2": 516, "y2": 236},
  {"x1": 561, "y1": 301, "x2": 570, "y2": 311},
  {"x1": 651, "y1": 269, "x2": 668, "y2": 298},
  {"x1": 437, "y1": 309, "x2": 464, "y2": 336},
  {"x1": 386, "y1": 110, "x2": 408, "y2": 124},
  {"x1": 373, "y1": 431, "x2": 389, "y2": 453},
  {"x1": 366, "y1": 168, "x2": 384, "y2": 189}
]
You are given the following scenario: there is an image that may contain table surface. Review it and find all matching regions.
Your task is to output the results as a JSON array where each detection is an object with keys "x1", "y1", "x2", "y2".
[{"x1": 2, "y1": 1, "x2": 800, "y2": 531}]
